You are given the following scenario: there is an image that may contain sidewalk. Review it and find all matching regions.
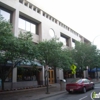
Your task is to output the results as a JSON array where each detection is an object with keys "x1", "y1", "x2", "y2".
[
  {"x1": 0, "y1": 83, "x2": 66, "y2": 100},
  {"x1": 0, "y1": 79, "x2": 100, "y2": 100}
]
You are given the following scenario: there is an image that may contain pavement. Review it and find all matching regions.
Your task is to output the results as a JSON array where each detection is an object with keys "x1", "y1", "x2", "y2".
[
  {"x1": 0, "y1": 79, "x2": 100, "y2": 100},
  {"x1": 0, "y1": 83, "x2": 66, "y2": 100}
]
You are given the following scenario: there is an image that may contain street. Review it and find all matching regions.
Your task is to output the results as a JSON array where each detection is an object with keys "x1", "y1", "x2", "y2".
[
  {"x1": 42, "y1": 83, "x2": 100, "y2": 100},
  {"x1": 0, "y1": 83, "x2": 100, "y2": 100}
]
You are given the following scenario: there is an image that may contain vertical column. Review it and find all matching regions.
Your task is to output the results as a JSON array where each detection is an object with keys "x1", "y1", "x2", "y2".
[
  {"x1": 56, "y1": 68, "x2": 59, "y2": 83},
  {"x1": 12, "y1": 9, "x2": 19, "y2": 37},
  {"x1": 40, "y1": 10, "x2": 43, "y2": 15},
  {"x1": 59, "y1": 69, "x2": 64, "y2": 80},
  {"x1": 38, "y1": 23, "x2": 42, "y2": 41},
  {"x1": 12, "y1": 68, "x2": 17, "y2": 82},
  {"x1": 23, "y1": 0, "x2": 26, "y2": 4},
  {"x1": 27, "y1": 2, "x2": 29, "y2": 8},
  {"x1": 68, "y1": 37, "x2": 72, "y2": 48},
  {"x1": 81, "y1": 37, "x2": 85, "y2": 43},
  {"x1": 57, "y1": 20, "x2": 59, "y2": 25},
  {"x1": 12, "y1": 8, "x2": 19, "y2": 82}
]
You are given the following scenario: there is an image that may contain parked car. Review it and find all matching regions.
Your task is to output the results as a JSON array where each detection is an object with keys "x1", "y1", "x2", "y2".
[{"x1": 66, "y1": 78, "x2": 94, "y2": 93}]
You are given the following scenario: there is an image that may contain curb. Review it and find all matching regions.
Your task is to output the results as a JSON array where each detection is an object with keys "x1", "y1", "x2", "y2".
[
  {"x1": 34, "y1": 91, "x2": 66, "y2": 100},
  {"x1": 0, "y1": 86, "x2": 56, "y2": 95}
]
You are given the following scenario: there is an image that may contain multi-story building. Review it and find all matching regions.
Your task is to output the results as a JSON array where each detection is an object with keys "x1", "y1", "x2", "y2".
[{"x1": 0, "y1": 0, "x2": 90, "y2": 90}]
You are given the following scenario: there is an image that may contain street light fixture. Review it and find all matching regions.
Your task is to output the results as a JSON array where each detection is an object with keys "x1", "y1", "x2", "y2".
[
  {"x1": 92, "y1": 35, "x2": 100, "y2": 49},
  {"x1": 92, "y1": 35, "x2": 100, "y2": 44}
]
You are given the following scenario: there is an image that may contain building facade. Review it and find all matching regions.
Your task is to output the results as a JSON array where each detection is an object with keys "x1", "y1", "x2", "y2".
[{"x1": 0, "y1": 0, "x2": 90, "y2": 89}]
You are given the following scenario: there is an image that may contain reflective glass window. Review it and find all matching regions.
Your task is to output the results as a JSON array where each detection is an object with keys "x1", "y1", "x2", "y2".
[
  {"x1": 31, "y1": 23, "x2": 36, "y2": 34},
  {"x1": 18, "y1": 18, "x2": 36, "y2": 34},
  {"x1": 0, "y1": 9, "x2": 10, "y2": 21},
  {"x1": 72, "y1": 42, "x2": 75, "y2": 48},
  {"x1": 26, "y1": 21, "x2": 31, "y2": 31},
  {"x1": 18, "y1": 18, "x2": 25, "y2": 30},
  {"x1": 60, "y1": 37, "x2": 66, "y2": 45}
]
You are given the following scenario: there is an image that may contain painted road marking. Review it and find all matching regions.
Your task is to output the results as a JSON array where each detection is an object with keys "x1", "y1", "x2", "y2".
[
  {"x1": 95, "y1": 87, "x2": 100, "y2": 88},
  {"x1": 79, "y1": 96, "x2": 87, "y2": 100}
]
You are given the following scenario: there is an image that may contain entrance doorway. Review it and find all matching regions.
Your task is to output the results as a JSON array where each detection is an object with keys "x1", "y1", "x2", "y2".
[{"x1": 48, "y1": 70, "x2": 54, "y2": 84}]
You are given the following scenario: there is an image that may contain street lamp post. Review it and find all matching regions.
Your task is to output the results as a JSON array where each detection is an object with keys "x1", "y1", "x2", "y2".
[
  {"x1": 45, "y1": 65, "x2": 50, "y2": 94},
  {"x1": 92, "y1": 35, "x2": 100, "y2": 44},
  {"x1": 92, "y1": 35, "x2": 100, "y2": 80}
]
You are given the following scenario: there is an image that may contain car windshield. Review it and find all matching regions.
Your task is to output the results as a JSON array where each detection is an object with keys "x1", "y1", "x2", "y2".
[{"x1": 71, "y1": 79, "x2": 82, "y2": 84}]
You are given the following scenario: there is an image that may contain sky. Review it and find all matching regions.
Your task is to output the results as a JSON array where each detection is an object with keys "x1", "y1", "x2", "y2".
[{"x1": 28, "y1": 0, "x2": 100, "y2": 49}]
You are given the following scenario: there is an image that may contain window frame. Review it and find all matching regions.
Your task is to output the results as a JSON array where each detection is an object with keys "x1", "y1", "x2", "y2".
[
  {"x1": 0, "y1": 6, "x2": 12, "y2": 23},
  {"x1": 19, "y1": 16, "x2": 38, "y2": 35}
]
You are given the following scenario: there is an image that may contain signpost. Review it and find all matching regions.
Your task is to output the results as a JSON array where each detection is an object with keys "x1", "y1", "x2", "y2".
[{"x1": 70, "y1": 64, "x2": 77, "y2": 78}]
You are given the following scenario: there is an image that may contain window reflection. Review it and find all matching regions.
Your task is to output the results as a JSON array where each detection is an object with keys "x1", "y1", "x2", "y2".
[
  {"x1": 26, "y1": 21, "x2": 30, "y2": 31},
  {"x1": 72, "y1": 42, "x2": 75, "y2": 48},
  {"x1": 18, "y1": 18, "x2": 36, "y2": 34},
  {"x1": 31, "y1": 24, "x2": 36, "y2": 34},
  {"x1": 18, "y1": 18, "x2": 25, "y2": 30},
  {"x1": 0, "y1": 9, "x2": 10, "y2": 21},
  {"x1": 60, "y1": 37, "x2": 66, "y2": 45}
]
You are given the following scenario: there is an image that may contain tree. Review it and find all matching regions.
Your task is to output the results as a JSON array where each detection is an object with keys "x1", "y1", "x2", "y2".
[
  {"x1": 37, "y1": 38, "x2": 73, "y2": 92},
  {"x1": 71, "y1": 41, "x2": 100, "y2": 77},
  {"x1": 0, "y1": 15, "x2": 37, "y2": 90},
  {"x1": 37, "y1": 38, "x2": 73, "y2": 68}
]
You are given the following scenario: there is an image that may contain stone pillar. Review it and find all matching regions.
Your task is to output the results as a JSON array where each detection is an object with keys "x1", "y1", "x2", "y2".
[
  {"x1": 40, "y1": 10, "x2": 43, "y2": 15},
  {"x1": 38, "y1": 23, "x2": 42, "y2": 41},
  {"x1": 81, "y1": 37, "x2": 84, "y2": 43},
  {"x1": 12, "y1": 8, "x2": 19, "y2": 37},
  {"x1": 69, "y1": 37, "x2": 72, "y2": 48},
  {"x1": 12, "y1": 68, "x2": 17, "y2": 82},
  {"x1": 12, "y1": 8, "x2": 19, "y2": 82},
  {"x1": 23, "y1": 0, "x2": 26, "y2": 4},
  {"x1": 56, "y1": 68, "x2": 59, "y2": 83},
  {"x1": 59, "y1": 69, "x2": 64, "y2": 80},
  {"x1": 57, "y1": 20, "x2": 59, "y2": 25}
]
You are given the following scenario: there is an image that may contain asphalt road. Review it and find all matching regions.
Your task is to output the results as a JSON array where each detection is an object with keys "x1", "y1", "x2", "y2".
[{"x1": 41, "y1": 83, "x2": 100, "y2": 100}]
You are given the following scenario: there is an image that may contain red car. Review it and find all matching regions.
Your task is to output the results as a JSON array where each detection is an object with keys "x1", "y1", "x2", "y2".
[{"x1": 66, "y1": 78, "x2": 94, "y2": 93}]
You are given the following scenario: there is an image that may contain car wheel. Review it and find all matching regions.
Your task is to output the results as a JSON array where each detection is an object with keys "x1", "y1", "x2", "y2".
[{"x1": 83, "y1": 87, "x2": 86, "y2": 93}]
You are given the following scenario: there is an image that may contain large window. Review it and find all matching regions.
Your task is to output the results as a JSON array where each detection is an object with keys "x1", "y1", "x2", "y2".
[
  {"x1": 18, "y1": 18, "x2": 36, "y2": 34},
  {"x1": 0, "y1": 9, "x2": 11, "y2": 21},
  {"x1": 60, "y1": 37, "x2": 66, "y2": 45},
  {"x1": 72, "y1": 39, "x2": 75, "y2": 48}
]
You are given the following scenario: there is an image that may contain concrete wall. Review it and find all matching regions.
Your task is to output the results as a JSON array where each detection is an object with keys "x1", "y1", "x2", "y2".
[
  {"x1": 56, "y1": 68, "x2": 64, "y2": 83},
  {"x1": 0, "y1": 0, "x2": 90, "y2": 88},
  {"x1": 4, "y1": 81, "x2": 38, "y2": 90},
  {"x1": 0, "y1": 0, "x2": 90, "y2": 44}
]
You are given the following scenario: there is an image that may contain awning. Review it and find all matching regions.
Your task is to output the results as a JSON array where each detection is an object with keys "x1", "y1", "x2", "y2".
[
  {"x1": 0, "y1": 60, "x2": 42, "y2": 67},
  {"x1": 88, "y1": 68, "x2": 100, "y2": 72}
]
